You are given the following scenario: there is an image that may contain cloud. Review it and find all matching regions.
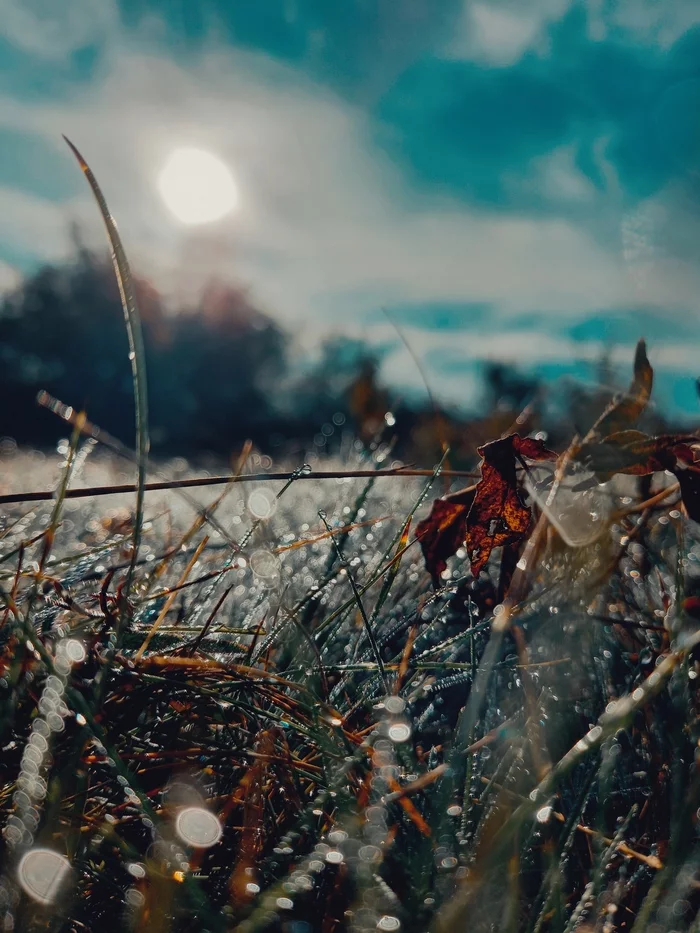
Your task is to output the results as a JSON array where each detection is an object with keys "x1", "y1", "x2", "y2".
[
  {"x1": 589, "y1": 0, "x2": 700, "y2": 47},
  {"x1": 448, "y1": 0, "x2": 700, "y2": 65},
  {"x1": 0, "y1": 258, "x2": 19, "y2": 293},
  {"x1": 0, "y1": 187, "x2": 91, "y2": 263},
  {"x1": 448, "y1": 0, "x2": 571, "y2": 66},
  {"x1": 374, "y1": 10, "x2": 700, "y2": 213},
  {"x1": 0, "y1": 0, "x2": 118, "y2": 59},
  {"x1": 368, "y1": 320, "x2": 700, "y2": 413}
]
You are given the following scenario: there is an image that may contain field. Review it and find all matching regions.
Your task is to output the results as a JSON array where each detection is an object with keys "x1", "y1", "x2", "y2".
[
  {"x1": 1, "y1": 410, "x2": 700, "y2": 933},
  {"x1": 2, "y1": 145, "x2": 700, "y2": 933}
]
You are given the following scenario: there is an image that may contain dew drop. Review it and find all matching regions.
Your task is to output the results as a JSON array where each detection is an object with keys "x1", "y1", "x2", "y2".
[
  {"x1": 175, "y1": 807, "x2": 222, "y2": 849},
  {"x1": 17, "y1": 849, "x2": 71, "y2": 904},
  {"x1": 378, "y1": 917, "x2": 401, "y2": 931},
  {"x1": 359, "y1": 845, "x2": 382, "y2": 863},
  {"x1": 63, "y1": 640, "x2": 86, "y2": 664},
  {"x1": 46, "y1": 712, "x2": 64, "y2": 733},
  {"x1": 247, "y1": 489, "x2": 276, "y2": 520},
  {"x1": 249, "y1": 549, "x2": 281, "y2": 583},
  {"x1": 383, "y1": 696, "x2": 406, "y2": 715},
  {"x1": 387, "y1": 722, "x2": 412, "y2": 743},
  {"x1": 125, "y1": 888, "x2": 145, "y2": 907}
]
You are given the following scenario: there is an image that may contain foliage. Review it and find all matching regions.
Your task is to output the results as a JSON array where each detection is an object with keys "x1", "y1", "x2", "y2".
[
  {"x1": 3, "y1": 154, "x2": 700, "y2": 933},
  {"x1": 0, "y1": 250, "x2": 380, "y2": 458}
]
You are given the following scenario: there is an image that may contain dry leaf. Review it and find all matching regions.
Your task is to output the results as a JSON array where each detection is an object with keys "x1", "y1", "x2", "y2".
[
  {"x1": 466, "y1": 434, "x2": 556, "y2": 577},
  {"x1": 579, "y1": 429, "x2": 700, "y2": 521},
  {"x1": 579, "y1": 431, "x2": 699, "y2": 479},
  {"x1": 417, "y1": 486, "x2": 476, "y2": 586},
  {"x1": 588, "y1": 339, "x2": 653, "y2": 440}
]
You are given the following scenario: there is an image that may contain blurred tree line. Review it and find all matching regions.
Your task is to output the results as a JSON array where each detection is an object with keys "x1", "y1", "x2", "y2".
[
  {"x1": 3, "y1": 247, "x2": 631, "y2": 463},
  {"x1": 0, "y1": 248, "x2": 395, "y2": 458}
]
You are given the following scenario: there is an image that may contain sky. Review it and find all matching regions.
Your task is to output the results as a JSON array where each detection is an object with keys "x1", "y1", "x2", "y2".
[{"x1": 1, "y1": 0, "x2": 700, "y2": 416}]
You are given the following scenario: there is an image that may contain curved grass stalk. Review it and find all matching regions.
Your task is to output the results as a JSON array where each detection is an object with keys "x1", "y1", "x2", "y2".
[{"x1": 63, "y1": 136, "x2": 149, "y2": 601}]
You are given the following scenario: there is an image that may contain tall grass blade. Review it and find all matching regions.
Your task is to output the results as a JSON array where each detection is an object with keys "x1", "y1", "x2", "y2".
[{"x1": 63, "y1": 136, "x2": 149, "y2": 601}]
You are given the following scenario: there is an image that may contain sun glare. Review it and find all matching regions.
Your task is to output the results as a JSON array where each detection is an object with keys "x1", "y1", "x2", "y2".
[{"x1": 157, "y1": 147, "x2": 239, "y2": 225}]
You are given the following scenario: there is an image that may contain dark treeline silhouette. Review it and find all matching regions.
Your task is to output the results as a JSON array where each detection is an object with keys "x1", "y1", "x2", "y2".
[
  {"x1": 0, "y1": 248, "x2": 387, "y2": 459},
  {"x1": 1, "y1": 247, "x2": 644, "y2": 464}
]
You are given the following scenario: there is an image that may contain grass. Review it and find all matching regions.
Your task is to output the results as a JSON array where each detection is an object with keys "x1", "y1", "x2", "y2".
[{"x1": 1, "y1": 147, "x2": 699, "y2": 933}]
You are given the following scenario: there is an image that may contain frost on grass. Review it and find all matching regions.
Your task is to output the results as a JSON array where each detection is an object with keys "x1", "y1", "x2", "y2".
[{"x1": 1, "y1": 345, "x2": 700, "y2": 931}]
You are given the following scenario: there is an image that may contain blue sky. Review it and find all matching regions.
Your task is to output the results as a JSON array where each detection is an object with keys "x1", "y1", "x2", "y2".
[{"x1": 1, "y1": 0, "x2": 700, "y2": 415}]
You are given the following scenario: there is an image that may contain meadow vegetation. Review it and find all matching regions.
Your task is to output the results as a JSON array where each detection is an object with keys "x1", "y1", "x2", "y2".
[{"x1": 0, "y1": 144, "x2": 699, "y2": 933}]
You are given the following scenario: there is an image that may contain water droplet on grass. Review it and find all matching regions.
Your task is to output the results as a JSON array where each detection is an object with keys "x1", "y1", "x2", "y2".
[
  {"x1": 63, "y1": 640, "x2": 86, "y2": 664},
  {"x1": 250, "y1": 550, "x2": 281, "y2": 583},
  {"x1": 175, "y1": 807, "x2": 222, "y2": 848},
  {"x1": 17, "y1": 849, "x2": 71, "y2": 904},
  {"x1": 388, "y1": 722, "x2": 412, "y2": 743},
  {"x1": 378, "y1": 917, "x2": 400, "y2": 931},
  {"x1": 248, "y1": 489, "x2": 276, "y2": 520},
  {"x1": 383, "y1": 696, "x2": 406, "y2": 714}
]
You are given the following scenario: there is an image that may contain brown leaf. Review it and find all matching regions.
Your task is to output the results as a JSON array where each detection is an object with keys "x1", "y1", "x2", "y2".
[
  {"x1": 588, "y1": 339, "x2": 653, "y2": 440},
  {"x1": 466, "y1": 434, "x2": 556, "y2": 578},
  {"x1": 417, "y1": 486, "x2": 475, "y2": 586},
  {"x1": 579, "y1": 431, "x2": 699, "y2": 481},
  {"x1": 578, "y1": 429, "x2": 700, "y2": 522}
]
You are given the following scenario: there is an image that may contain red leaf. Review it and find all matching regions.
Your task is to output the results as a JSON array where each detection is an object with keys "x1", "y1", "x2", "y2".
[
  {"x1": 417, "y1": 486, "x2": 476, "y2": 586},
  {"x1": 466, "y1": 434, "x2": 556, "y2": 578},
  {"x1": 579, "y1": 432, "x2": 699, "y2": 480},
  {"x1": 577, "y1": 428, "x2": 700, "y2": 523}
]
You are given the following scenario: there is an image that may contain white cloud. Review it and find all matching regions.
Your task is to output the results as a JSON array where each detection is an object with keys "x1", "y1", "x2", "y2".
[
  {"x1": 0, "y1": 258, "x2": 20, "y2": 294},
  {"x1": 366, "y1": 321, "x2": 700, "y2": 410},
  {"x1": 588, "y1": 0, "x2": 700, "y2": 47},
  {"x1": 0, "y1": 188, "x2": 92, "y2": 261},
  {"x1": 449, "y1": 0, "x2": 700, "y2": 65},
  {"x1": 447, "y1": 0, "x2": 571, "y2": 66},
  {"x1": 505, "y1": 144, "x2": 599, "y2": 205},
  {"x1": 0, "y1": 0, "x2": 118, "y2": 59}
]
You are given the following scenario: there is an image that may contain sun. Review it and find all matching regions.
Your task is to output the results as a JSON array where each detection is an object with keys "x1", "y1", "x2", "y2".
[{"x1": 157, "y1": 147, "x2": 239, "y2": 225}]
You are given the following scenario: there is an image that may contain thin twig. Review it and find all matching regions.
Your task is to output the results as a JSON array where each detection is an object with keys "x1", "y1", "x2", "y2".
[{"x1": 0, "y1": 468, "x2": 479, "y2": 506}]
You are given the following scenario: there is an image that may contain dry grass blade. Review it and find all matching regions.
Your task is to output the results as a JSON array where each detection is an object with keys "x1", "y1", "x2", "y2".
[
  {"x1": 134, "y1": 536, "x2": 209, "y2": 660},
  {"x1": 63, "y1": 136, "x2": 149, "y2": 600}
]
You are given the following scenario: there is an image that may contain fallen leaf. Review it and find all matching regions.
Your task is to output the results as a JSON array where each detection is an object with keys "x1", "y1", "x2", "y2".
[
  {"x1": 578, "y1": 429, "x2": 700, "y2": 522},
  {"x1": 579, "y1": 432, "x2": 699, "y2": 480},
  {"x1": 587, "y1": 339, "x2": 653, "y2": 440},
  {"x1": 466, "y1": 435, "x2": 556, "y2": 578},
  {"x1": 417, "y1": 486, "x2": 476, "y2": 586}
]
